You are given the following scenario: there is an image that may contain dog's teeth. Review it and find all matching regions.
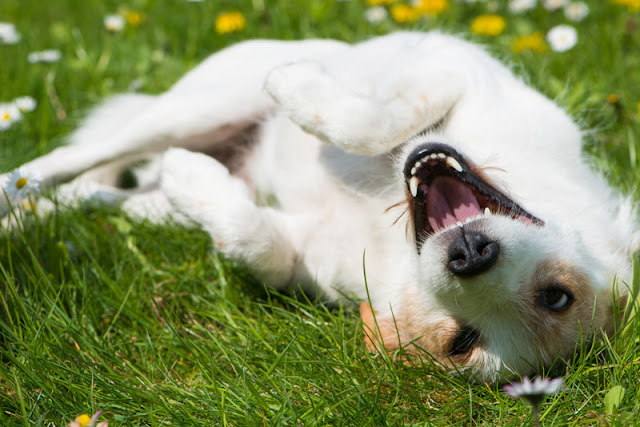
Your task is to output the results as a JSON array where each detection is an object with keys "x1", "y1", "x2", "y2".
[
  {"x1": 429, "y1": 153, "x2": 438, "y2": 160},
  {"x1": 484, "y1": 207, "x2": 491, "y2": 215},
  {"x1": 457, "y1": 221, "x2": 463, "y2": 227},
  {"x1": 446, "y1": 156, "x2": 463, "y2": 173},
  {"x1": 411, "y1": 167, "x2": 417, "y2": 176},
  {"x1": 415, "y1": 161, "x2": 422, "y2": 170},
  {"x1": 409, "y1": 176, "x2": 420, "y2": 197},
  {"x1": 437, "y1": 153, "x2": 446, "y2": 159}
]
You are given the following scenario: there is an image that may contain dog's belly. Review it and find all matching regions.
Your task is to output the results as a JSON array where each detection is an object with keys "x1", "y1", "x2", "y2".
[{"x1": 246, "y1": 113, "x2": 416, "y2": 301}]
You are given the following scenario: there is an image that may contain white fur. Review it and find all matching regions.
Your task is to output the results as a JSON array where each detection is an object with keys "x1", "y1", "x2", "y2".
[{"x1": 3, "y1": 32, "x2": 638, "y2": 382}]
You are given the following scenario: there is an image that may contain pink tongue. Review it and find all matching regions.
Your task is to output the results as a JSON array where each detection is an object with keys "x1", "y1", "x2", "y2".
[{"x1": 426, "y1": 176, "x2": 482, "y2": 232}]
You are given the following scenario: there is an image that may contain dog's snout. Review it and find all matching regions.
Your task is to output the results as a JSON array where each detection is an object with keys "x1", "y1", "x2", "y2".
[{"x1": 447, "y1": 230, "x2": 499, "y2": 277}]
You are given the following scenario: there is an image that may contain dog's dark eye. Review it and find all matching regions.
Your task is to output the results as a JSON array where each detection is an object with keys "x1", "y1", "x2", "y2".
[
  {"x1": 537, "y1": 285, "x2": 574, "y2": 312},
  {"x1": 447, "y1": 327, "x2": 479, "y2": 356}
]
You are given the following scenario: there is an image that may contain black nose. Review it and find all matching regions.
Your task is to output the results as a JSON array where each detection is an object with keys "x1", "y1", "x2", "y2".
[{"x1": 447, "y1": 230, "x2": 499, "y2": 276}]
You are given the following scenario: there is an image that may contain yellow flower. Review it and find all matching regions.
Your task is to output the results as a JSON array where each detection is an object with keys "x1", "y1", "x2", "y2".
[
  {"x1": 215, "y1": 11, "x2": 246, "y2": 34},
  {"x1": 612, "y1": 0, "x2": 640, "y2": 12},
  {"x1": 471, "y1": 14, "x2": 506, "y2": 37},
  {"x1": 607, "y1": 93, "x2": 619, "y2": 104},
  {"x1": 511, "y1": 32, "x2": 547, "y2": 54},
  {"x1": 75, "y1": 414, "x2": 91, "y2": 427},
  {"x1": 126, "y1": 11, "x2": 145, "y2": 27},
  {"x1": 414, "y1": 0, "x2": 449, "y2": 15},
  {"x1": 390, "y1": 4, "x2": 420, "y2": 23},
  {"x1": 366, "y1": 0, "x2": 396, "y2": 5}
]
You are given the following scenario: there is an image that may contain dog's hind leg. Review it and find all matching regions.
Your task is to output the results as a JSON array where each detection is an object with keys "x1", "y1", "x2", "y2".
[
  {"x1": 161, "y1": 148, "x2": 302, "y2": 288},
  {"x1": 0, "y1": 39, "x2": 346, "y2": 212}
]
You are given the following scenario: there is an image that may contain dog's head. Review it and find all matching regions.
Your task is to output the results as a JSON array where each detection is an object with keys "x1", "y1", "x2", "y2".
[{"x1": 362, "y1": 140, "x2": 637, "y2": 383}]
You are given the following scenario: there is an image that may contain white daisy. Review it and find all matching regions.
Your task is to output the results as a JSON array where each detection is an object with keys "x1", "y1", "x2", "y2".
[
  {"x1": 564, "y1": 1, "x2": 589, "y2": 22},
  {"x1": 104, "y1": 14, "x2": 125, "y2": 32},
  {"x1": 504, "y1": 376, "x2": 564, "y2": 399},
  {"x1": 13, "y1": 96, "x2": 37, "y2": 113},
  {"x1": 503, "y1": 376, "x2": 563, "y2": 424},
  {"x1": 4, "y1": 168, "x2": 41, "y2": 201},
  {"x1": 0, "y1": 22, "x2": 21, "y2": 44},
  {"x1": 27, "y1": 49, "x2": 62, "y2": 64},
  {"x1": 509, "y1": 0, "x2": 537, "y2": 13},
  {"x1": 543, "y1": 0, "x2": 568, "y2": 11},
  {"x1": 365, "y1": 6, "x2": 388, "y2": 24},
  {"x1": 0, "y1": 103, "x2": 21, "y2": 130},
  {"x1": 547, "y1": 25, "x2": 578, "y2": 52}
]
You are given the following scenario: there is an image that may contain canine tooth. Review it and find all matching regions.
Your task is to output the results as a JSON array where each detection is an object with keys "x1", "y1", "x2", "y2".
[
  {"x1": 409, "y1": 176, "x2": 420, "y2": 197},
  {"x1": 446, "y1": 156, "x2": 463, "y2": 173},
  {"x1": 484, "y1": 207, "x2": 491, "y2": 215}
]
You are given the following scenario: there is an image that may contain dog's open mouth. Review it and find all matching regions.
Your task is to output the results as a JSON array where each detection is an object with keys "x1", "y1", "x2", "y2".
[{"x1": 403, "y1": 143, "x2": 544, "y2": 249}]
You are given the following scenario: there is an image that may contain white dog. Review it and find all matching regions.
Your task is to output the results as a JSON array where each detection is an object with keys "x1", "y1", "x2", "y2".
[{"x1": 3, "y1": 32, "x2": 638, "y2": 382}]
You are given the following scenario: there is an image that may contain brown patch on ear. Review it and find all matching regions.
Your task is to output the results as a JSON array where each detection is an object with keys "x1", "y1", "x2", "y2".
[{"x1": 360, "y1": 302, "x2": 401, "y2": 352}]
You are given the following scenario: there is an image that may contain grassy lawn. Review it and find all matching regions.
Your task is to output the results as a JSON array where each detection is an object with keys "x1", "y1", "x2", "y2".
[{"x1": 1, "y1": 0, "x2": 640, "y2": 425}]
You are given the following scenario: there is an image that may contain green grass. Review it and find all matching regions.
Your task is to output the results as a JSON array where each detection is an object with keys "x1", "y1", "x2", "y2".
[{"x1": 1, "y1": 0, "x2": 640, "y2": 425}]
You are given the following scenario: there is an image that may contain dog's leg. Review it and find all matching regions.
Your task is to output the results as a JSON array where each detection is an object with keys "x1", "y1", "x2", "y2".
[
  {"x1": 265, "y1": 44, "x2": 465, "y2": 156},
  {"x1": 161, "y1": 148, "x2": 301, "y2": 287},
  {"x1": 1, "y1": 39, "x2": 346, "y2": 212}
]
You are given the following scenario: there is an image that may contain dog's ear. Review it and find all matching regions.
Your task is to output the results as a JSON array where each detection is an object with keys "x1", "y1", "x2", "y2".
[{"x1": 360, "y1": 301, "x2": 401, "y2": 352}]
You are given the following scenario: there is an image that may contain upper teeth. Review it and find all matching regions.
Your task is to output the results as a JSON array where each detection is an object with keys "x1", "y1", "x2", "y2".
[{"x1": 407, "y1": 152, "x2": 465, "y2": 197}]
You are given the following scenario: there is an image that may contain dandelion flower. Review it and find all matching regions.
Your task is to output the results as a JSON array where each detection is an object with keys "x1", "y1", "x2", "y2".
[
  {"x1": 390, "y1": 4, "x2": 421, "y2": 22},
  {"x1": 125, "y1": 11, "x2": 145, "y2": 27},
  {"x1": 547, "y1": 24, "x2": 577, "y2": 52},
  {"x1": 0, "y1": 22, "x2": 21, "y2": 44},
  {"x1": 543, "y1": 0, "x2": 568, "y2": 10},
  {"x1": 215, "y1": 11, "x2": 246, "y2": 34},
  {"x1": 471, "y1": 14, "x2": 506, "y2": 36},
  {"x1": 504, "y1": 376, "x2": 563, "y2": 425},
  {"x1": 509, "y1": 0, "x2": 537, "y2": 13},
  {"x1": 413, "y1": 0, "x2": 450, "y2": 15},
  {"x1": 0, "y1": 103, "x2": 21, "y2": 130},
  {"x1": 366, "y1": 0, "x2": 396, "y2": 5},
  {"x1": 511, "y1": 32, "x2": 547, "y2": 53},
  {"x1": 564, "y1": 2, "x2": 589, "y2": 21},
  {"x1": 4, "y1": 168, "x2": 41, "y2": 201},
  {"x1": 613, "y1": 0, "x2": 640, "y2": 12},
  {"x1": 104, "y1": 15, "x2": 125, "y2": 32},
  {"x1": 365, "y1": 6, "x2": 388, "y2": 24},
  {"x1": 68, "y1": 410, "x2": 108, "y2": 427},
  {"x1": 390, "y1": 4, "x2": 420, "y2": 24},
  {"x1": 14, "y1": 96, "x2": 37, "y2": 113},
  {"x1": 27, "y1": 49, "x2": 62, "y2": 63}
]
